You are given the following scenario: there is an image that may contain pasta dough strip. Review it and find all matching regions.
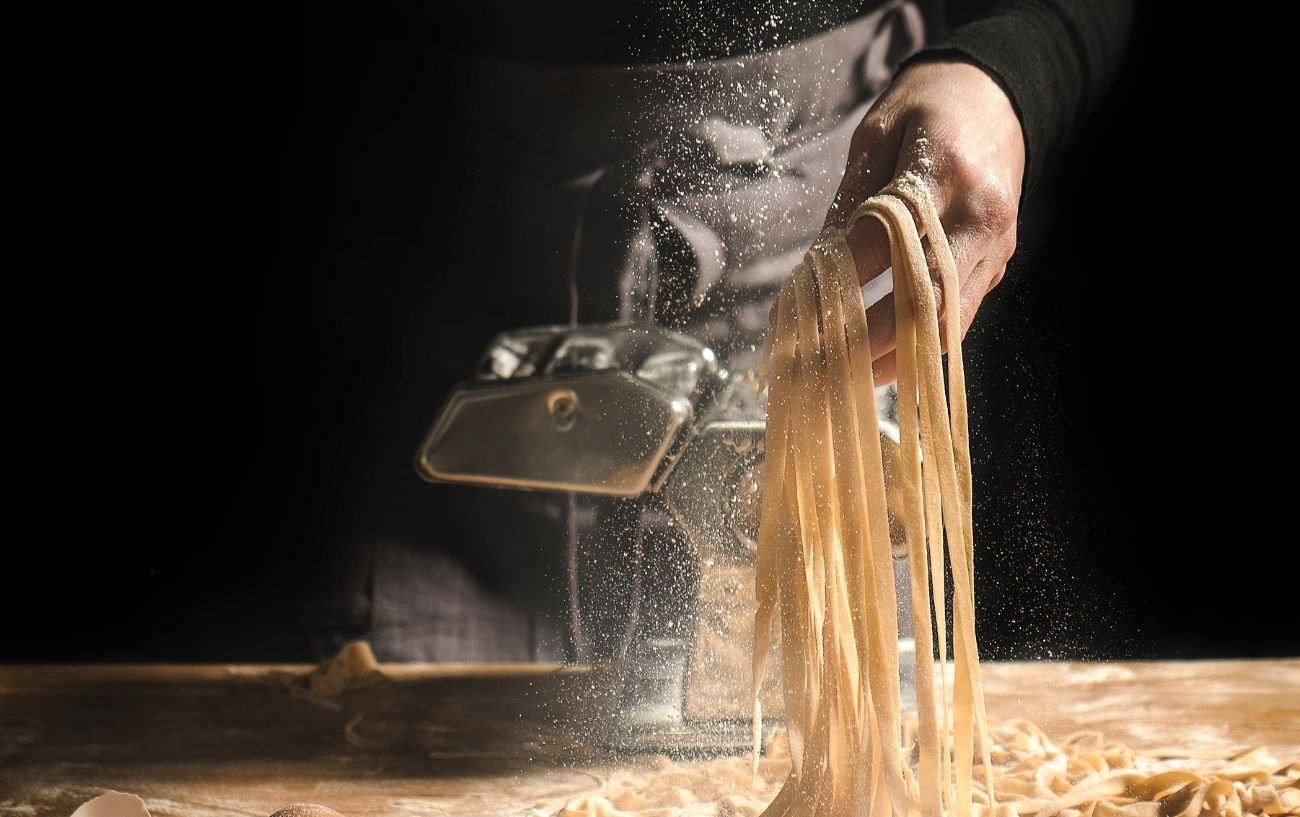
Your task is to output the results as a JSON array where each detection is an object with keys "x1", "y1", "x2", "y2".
[
  {"x1": 755, "y1": 184, "x2": 990, "y2": 817},
  {"x1": 897, "y1": 181, "x2": 998, "y2": 807},
  {"x1": 856, "y1": 192, "x2": 982, "y2": 817}
]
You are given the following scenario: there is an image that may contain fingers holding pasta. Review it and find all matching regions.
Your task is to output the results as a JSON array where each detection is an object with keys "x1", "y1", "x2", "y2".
[{"x1": 824, "y1": 58, "x2": 1026, "y2": 381}]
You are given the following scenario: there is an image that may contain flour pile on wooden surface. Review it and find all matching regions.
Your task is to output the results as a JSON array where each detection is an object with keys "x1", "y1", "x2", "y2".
[{"x1": 533, "y1": 721, "x2": 1300, "y2": 816}]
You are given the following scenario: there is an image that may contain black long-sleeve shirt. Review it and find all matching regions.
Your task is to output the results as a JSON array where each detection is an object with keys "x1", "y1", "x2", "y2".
[{"x1": 921, "y1": 0, "x2": 1132, "y2": 189}]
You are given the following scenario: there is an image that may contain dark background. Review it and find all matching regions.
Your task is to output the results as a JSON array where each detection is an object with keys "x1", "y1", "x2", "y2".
[{"x1": 7, "y1": 4, "x2": 1295, "y2": 662}]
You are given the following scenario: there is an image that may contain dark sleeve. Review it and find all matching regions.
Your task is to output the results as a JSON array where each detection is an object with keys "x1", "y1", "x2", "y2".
[{"x1": 904, "y1": 0, "x2": 1134, "y2": 193}]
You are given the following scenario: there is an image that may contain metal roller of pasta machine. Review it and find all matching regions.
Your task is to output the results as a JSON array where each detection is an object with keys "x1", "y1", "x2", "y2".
[{"x1": 416, "y1": 322, "x2": 914, "y2": 753}]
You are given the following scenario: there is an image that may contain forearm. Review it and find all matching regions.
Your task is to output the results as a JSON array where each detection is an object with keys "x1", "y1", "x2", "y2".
[{"x1": 907, "y1": 0, "x2": 1134, "y2": 193}]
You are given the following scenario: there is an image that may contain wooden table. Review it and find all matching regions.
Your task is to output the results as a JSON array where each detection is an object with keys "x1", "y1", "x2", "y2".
[{"x1": 2, "y1": 660, "x2": 1297, "y2": 816}]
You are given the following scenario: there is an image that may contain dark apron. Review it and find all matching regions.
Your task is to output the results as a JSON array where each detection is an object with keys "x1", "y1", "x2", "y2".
[{"x1": 362, "y1": 2, "x2": 928, "y2": 662}]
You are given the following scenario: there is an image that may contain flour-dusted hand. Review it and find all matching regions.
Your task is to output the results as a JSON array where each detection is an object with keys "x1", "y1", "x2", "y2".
[{"x1": 826, "y1": 58, "x2": 1026, "y2": 384}]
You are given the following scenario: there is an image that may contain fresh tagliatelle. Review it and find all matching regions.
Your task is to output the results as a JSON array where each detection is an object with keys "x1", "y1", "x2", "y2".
[
  {"x1": 750, "y1": 180, "x2": 987, "y2": 817},
  {"x1": 538, "y1": 182, "x2": 1300, "y2": 817}
]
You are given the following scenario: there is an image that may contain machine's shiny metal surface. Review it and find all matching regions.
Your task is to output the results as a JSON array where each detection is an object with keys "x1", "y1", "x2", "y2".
[
  {"x1": 417, "y1": 324, "x2": 721, "y2": 497},
  {"x1": 416, "y1": 372, "x2": 692, "y2": 497}
]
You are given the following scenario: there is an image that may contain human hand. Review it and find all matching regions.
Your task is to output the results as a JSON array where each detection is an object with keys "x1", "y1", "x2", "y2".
[{"x1": 825, "y1": 58, "x2": 1025, "y2": 384}]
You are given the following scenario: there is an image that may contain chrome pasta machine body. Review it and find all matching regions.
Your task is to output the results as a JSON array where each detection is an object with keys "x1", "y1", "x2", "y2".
[{"x1": 416, "y1": 323, "x2": 911, "y2": 752}]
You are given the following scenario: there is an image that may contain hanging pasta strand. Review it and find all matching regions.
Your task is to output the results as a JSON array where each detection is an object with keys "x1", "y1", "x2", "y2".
[
  {"x1": 858, "y1": 191, "x2": 987, "y2": 817},
  {"x1": 895, "y1": 179, "x2": 999, "y2": 810},
  {"x1": 754, "y1": 181, "x2": 992, "y2": 817}
]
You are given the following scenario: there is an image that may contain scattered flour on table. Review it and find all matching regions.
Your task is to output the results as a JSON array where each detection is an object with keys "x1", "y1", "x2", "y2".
[{"x1": 531, "y1": 719, "x2": 1300, "y2": 817}]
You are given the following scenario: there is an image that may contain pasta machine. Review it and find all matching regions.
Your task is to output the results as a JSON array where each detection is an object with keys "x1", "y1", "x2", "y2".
[{"x1": 416, "y1": 323, "x2": 913, "y2": 753}]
